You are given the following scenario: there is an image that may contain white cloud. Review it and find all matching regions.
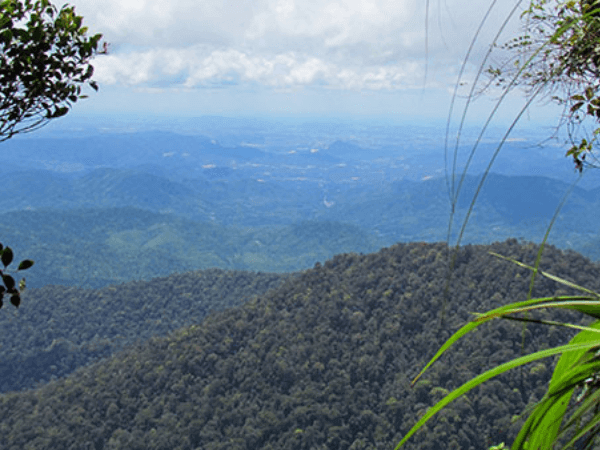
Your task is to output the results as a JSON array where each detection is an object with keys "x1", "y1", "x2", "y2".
[
  {"x1": 93, "y1": 46, "x2": 425, "y2": 91},
  {"x1": 72, "y1": 0, "x2": 523, "y2": 92}
]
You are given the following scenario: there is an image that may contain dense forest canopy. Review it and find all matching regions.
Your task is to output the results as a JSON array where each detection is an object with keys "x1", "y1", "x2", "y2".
[
  {"x1": 0, "y1": 240, "x2": 597, "y2": 449},
  {"x1": 0, "y1": 268, "x2": 289, "y2": 392}
]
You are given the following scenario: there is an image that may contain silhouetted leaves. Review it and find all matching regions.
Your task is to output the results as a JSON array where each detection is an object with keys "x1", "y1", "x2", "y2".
[
  {"x1": 0, "y1": 248, "x2": 32, "y2": 308},
  {"x1": 0, "y1": 0, "x2": 105, "y2": 141},
  {"x1": 1, "y1": 246, "x2": 13, "y2": 267},
  {"x1": 2, "y1": 274, "x2": 15, "y2": 291},
  {"x1": 487, "y1": 0, "x2": 600, "y2": 172},
  {"x1": 17, "y1": 259, "x2": 33, "y2": 271},
  {"x1": 0, "y1": 0, "x2": 103, "y2": 309}
]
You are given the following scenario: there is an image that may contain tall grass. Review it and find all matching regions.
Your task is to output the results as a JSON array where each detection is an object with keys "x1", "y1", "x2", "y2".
[{"x1": 396, "y1": 1, "x2": 600, "y2": 448}]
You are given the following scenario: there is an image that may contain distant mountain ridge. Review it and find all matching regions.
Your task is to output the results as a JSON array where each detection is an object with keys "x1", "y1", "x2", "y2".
[
  {"x1": 0, "y1": 126, "x2": 586, "y2": 183},
  {"x1": 1, "y1": 167, "x2": 599, "y2": 289},
  {"x1": 0, "y1": 126, "x2": 598, "y2": 290},
  {"x1": 0, "y1": 165, "x2": 594, "y2": 225},
  {"x1": 0, "y1": 207, "x2": 384, "y2": 288}
]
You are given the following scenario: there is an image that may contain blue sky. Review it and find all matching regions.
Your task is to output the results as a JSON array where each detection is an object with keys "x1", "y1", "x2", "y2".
[{"x1": 65, "y1": 0, "x2": 563, "y2": 125}]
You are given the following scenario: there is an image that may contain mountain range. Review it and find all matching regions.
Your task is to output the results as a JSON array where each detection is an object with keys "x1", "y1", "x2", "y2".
[
  {"x1": 0, "y1": 164, "x2": 597, "y2": 288},
  {"x1": 0, "y1": 119, "x2": 598, "y2": 449}
]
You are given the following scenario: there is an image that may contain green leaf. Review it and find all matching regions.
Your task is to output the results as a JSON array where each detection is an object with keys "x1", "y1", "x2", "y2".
[
  {"x1": 1, "y1": 246, "x2": 13, "y2": 267},
  {"x1": 411, "y1": 294, "x2": 599, "y2": 386},
  {"x1": 552, "y1": 383, "x2": 600, "y2": 449},
  {"x1": 10, "y1": 293, "x2": 19, "y2": 308},
  {"x1": 395, "y1": 339, "x2": 600, "y2": 449},
  {"x1": 17, "y1": 259, "x2": 33, "y2": 271},
  {"x1": 484, "y1": 298, "x2": 600, "y2": 322},
  {"x1": 52, "y1": 106, "x2": 68, "y2": 117},
  {"x1": 570, "y1": 101, "x2": 585, "y2": 113},
  {"x1": 562, "y1": 409, "x2": 600, "y2": 449},
  {"x1": 513, "y1": 390, "x2": 573, "y2": 450},
  {"x1": 586, "y1": 86, "x2": 594, "y2": 100},
  {"x1": 0, "y1": 28, "x2": 13, "y2": 44},
  {"x1": 489, "y1": 252, "x2": 600, "y2": 297},
  {"x1": 512, "y1": 321, "x2": 600, "y2": 449},
  {"x1": 2, "y1": 274, "x2": 15, "y2": 291}
]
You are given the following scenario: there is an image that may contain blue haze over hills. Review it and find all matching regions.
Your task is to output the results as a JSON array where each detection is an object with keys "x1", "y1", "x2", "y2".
[{"x1": 0, "y1": 114, "x2": 597, "y2": 288}]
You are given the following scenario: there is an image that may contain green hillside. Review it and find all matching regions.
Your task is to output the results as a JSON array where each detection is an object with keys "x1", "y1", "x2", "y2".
[
  {"x1": 0, "y1": 207, "x2": 385, "y2": 288},
  {"x1": 0, "y1": 269, "x2": 288, "y2": 393},
  {"x1": 0, "y1": 240, "x2": 594, "y2": 449}
]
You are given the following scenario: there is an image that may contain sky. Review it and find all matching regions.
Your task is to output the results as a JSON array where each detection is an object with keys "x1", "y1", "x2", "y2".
[{"x1": 63, "y1": 0, "x2": 563, "y2": 124}]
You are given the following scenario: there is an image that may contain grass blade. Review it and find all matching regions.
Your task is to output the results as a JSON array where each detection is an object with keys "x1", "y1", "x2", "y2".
[
  {"x1": 489, "y1": 252, "x2": 600, "y2": 297},
  {"x1": 397, "y1": 339, "x2": 600, "y2": 449},
  {"x1": 512, "y1": 321, "x2": 600, "y2": 449},
  {"x1": 413, "y1": 295, "x2": 598, "y2": 385}
]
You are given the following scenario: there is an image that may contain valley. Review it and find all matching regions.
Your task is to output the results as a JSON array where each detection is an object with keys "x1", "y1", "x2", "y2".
[
  {"x1": 0, "y1": 116, "x2": 597, "y2": 449},
  {"x1": 0, "y1": 117, "x2": 597, "y2": 288}
]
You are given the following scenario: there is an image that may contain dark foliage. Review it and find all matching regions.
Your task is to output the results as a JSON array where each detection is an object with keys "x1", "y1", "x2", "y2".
[
  {"x1": 0, "y1": 243, "x2": 33, "y2": 308},
  {"x1": 0, "y1": 0, "x2": 104, "y2": 309},
  {"x1": 0, "y1": 0, "x2": 103, "y2": 140},
  {"x1": 0, "y1": 268, "x2": 288, "y2": 392},
  {"x1": 0, "y1": 240, "x2": 596, "y2": 449}
]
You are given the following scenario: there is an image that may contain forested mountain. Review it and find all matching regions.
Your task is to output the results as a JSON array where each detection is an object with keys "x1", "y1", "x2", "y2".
[
  {"x1": 1, "y1": 122, "x2": 596, "y2": 449},
  {"x1": 0, "y1": 166, "x2": 592, "y2": 233},
  {"x1": 0, "y1": 207, "x2": 383, "y2": 288},
  {"x1": 0, "y1": 269, "x2": 289, "y2": 393},
  {"x1": 0, "y1": 240, "x2": 594, "y2": 449}
]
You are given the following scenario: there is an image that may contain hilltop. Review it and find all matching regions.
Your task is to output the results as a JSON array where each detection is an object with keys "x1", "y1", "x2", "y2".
[{"x1": 0, "y1": 240, "x2": 595, "y2": 449}]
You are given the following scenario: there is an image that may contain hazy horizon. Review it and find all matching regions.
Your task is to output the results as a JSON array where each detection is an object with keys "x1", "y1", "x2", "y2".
[{"x1": 36, "y1": 0, "x2": 563, "y2": 129}]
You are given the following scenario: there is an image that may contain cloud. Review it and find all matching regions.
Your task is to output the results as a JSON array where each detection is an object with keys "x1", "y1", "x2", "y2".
[
  {"x1": 93, "y1": 46, "x2": 425, "y2": 91},
  {"x1": 73, "y1": 0, "x2": 522, "y2": 91}
]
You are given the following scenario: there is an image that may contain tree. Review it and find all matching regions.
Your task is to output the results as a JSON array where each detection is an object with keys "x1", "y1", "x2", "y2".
[
  {"x1": 0, "y1": 0, "x2": 104, "y2": 141},
  {"x1": 484, "y1": 0, "x2": 600, "y2": 171},
  {"x1": 397, "y1": 1, "x2": 600, "y2": 449},
  {"x1": 0, "y1": 0, "x2": 104, "y2": 306}
]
